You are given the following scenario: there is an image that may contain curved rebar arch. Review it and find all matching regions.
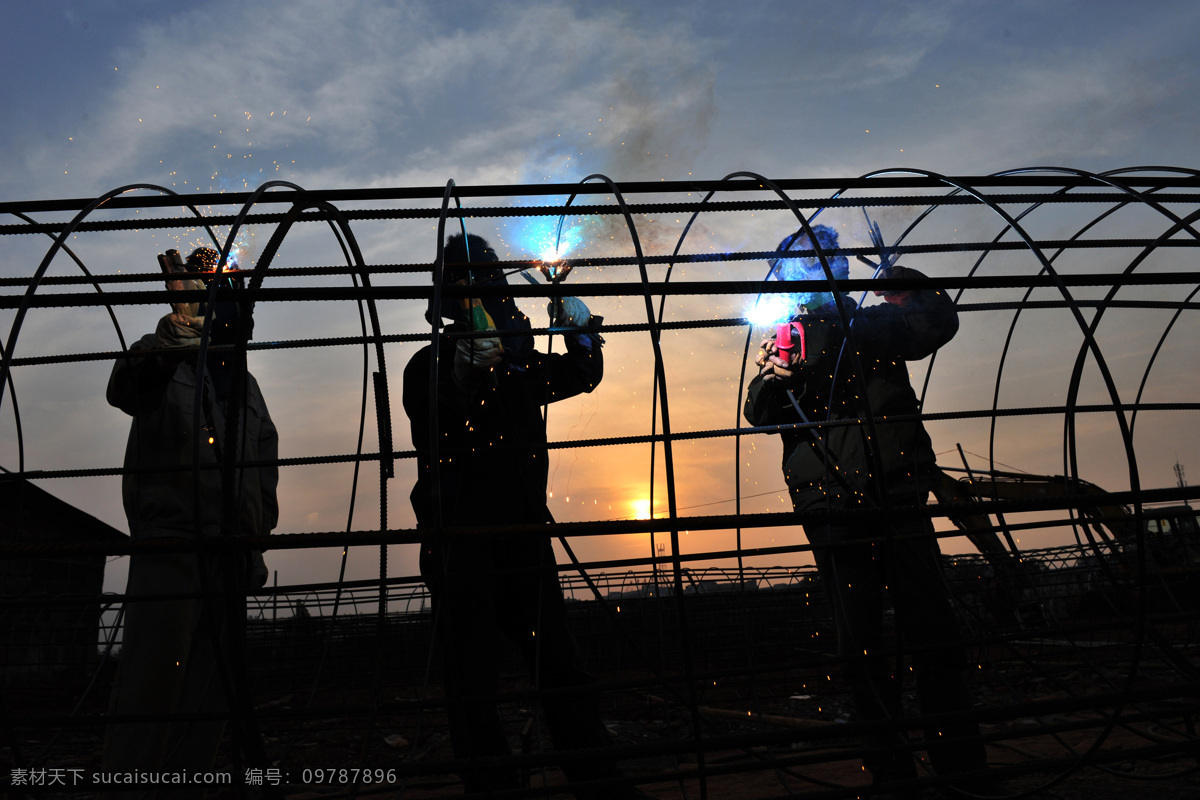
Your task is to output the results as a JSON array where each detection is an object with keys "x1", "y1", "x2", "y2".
[
  {"x1": 0, "y1": 183, "x2": 221, "y2": 416},
  {"x1": 857, "y1": 166, "x2": 1156, "y2": 792},
  {"x1": 0, "y1": 185, "x2": 233, "y2": 770},
  {"x1": 894, "y1": 166, "x2": 1200, "y2": 687},
  {"x1": 225, "y1": 189, "x2": 399, "y2": 788},
  {"x1": 2, "y1": 172, "x2": 1198, "y2": 797},
  {"x1": 867, "y1": 167, "x2": 1132, "y2": 566},
  {"x1": 651, "y1": 171, "x2": 861, "y2": 584},
  {"x1": 552, "y1": 171, "x2": 712, "y2": 798},
  {"x1": 657, "y1": 173, "x2": 839, "y2": 589}
]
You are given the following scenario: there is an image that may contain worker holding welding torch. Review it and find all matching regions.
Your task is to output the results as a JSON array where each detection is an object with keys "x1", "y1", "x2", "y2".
[
  {"x1": 103, "y1": 247, "x2": 276, "y2": 796},
  {"x1": 744, "y1": 225, "x2": 998, "y2": 797},
  {"x1": 403, "y1": 233, "x2": 646, "y2": 799}
]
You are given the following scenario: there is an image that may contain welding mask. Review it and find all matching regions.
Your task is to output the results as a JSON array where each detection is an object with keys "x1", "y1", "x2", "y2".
[
  {"x1": 187, "y1": 247, "x2": 253, "y2": 345},
  {"x1": 435, "y1": 234, "x2": 534, "y2": 361},
  {"x1": 767, "y1": 224, "x2": 849, "y2": 312}
]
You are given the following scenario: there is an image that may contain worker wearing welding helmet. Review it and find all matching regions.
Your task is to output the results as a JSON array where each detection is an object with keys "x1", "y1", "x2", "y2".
[
  {"x1": 403, "y1": 233, "x2": 642, "y2": 798},
  {"x1": 744, "y1": 225, "x2": 992, "y2": 794},
  {"x1": 103, "y1": 246, "x2": 277, "y2": 794}
]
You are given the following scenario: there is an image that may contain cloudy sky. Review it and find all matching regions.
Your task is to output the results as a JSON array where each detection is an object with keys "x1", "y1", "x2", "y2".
[{"x1": 3, "y1": 0, "x2": 1198, "y2": 598}]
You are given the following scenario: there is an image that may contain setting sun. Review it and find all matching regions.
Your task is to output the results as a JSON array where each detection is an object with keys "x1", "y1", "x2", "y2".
[{"x1": 630, "y1": 498, "x2": 652, "y2": 520}]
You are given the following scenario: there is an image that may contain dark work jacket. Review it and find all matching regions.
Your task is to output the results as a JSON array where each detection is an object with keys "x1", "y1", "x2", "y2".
[
  {"x1": 743, "y1": 272, "x2": 957, "y2": 511},
  {"x1": 108, "y1": 332, "x2": 279, "y2": 541},
  {"x1": 403, "y1": 328, "x2": 603, "y2": 529}
]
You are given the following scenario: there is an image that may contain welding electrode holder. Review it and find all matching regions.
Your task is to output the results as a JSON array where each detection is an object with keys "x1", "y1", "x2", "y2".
[
  {"x1": 537, "y1": 259, "x2": 572, "y2": 284},
  {"x1": 775, "y1": 321, "x2": 805, "y2": 363},
  {"x1": 538, "y1": 259, "x2": 573, "y2": 322}
]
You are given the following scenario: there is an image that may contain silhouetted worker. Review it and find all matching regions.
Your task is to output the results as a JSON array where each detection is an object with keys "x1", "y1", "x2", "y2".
[
  {"x1": 743, "y1": 225, "x2": 992, "y2": 797},
  {"x1": 103, "y1": 247, "x2": 276, "y2": 797},
  {"x1": 404, "y1": 233, "x2": 642, "y2": 798}
]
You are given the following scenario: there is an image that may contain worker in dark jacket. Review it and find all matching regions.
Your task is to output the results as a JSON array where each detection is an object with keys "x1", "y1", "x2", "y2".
[
  {"x1": 103, "y1": 247, "x2": 276, "y2": 798},
  {"x1": 744, "y1": 225, "x2": 988, "y2": 793},
  {"x1": 404, "y1": 233, "x2": 641, "y2": 798}
]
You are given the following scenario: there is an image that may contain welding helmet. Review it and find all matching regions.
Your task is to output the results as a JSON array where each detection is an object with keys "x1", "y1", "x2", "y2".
[
  {"x1": 435, "y1": 233, "x2": 533, "y2": 360},
  {"x1": 187, "y1": 247, "x2": 252, "y2": 344},
  {"x1": 767, "y1": 224, "x2": 848, "y2": 311}
]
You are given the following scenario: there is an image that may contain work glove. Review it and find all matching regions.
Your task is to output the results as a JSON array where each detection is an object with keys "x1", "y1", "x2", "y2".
[
  {"x1": 549, "y1": 296, "x2": 604, "y2": 347},
  {"x1": 755, "y1": 324, "x2": 803, "y2": 383},
  {"x1": 873, "y1": 265, "x2": 917, "y2": 307},
  {"x1": 548, "y1": 296, "x2": 592, "y2": 328},
  {"x1": 453, "y1": 334, "x2": 503, "y2": 389}
]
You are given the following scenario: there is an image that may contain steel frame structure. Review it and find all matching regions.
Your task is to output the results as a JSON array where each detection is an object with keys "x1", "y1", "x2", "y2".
[{"x1": 2, "y1": 168, "x2": 1199, "y2": 798}]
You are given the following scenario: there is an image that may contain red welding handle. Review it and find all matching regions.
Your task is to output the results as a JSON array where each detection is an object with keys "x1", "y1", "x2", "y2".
[{"x1": 775, "y1": 321, "x2": 805, "y2": 363}]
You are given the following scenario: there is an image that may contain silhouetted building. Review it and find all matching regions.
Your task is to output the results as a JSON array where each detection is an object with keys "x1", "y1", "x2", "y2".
[{"x1": 0, "y1": 478, "x2": 126, "y2": 687}]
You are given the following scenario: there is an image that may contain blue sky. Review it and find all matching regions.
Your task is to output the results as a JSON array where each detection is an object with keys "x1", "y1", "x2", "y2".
[
  {"x1": 6, "y1": 0, "x2": 1198, "y2": 199},
  {"x1": 3, "y1": 0, "x2": 1199, "y2": 595}
]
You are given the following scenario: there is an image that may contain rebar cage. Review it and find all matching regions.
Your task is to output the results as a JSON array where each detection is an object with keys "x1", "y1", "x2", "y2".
[{"x1": 2, "y1": 168, "x2": 1200, "y2": 798}]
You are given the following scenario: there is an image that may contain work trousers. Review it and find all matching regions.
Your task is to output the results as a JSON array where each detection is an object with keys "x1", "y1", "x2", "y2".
[
  {"x1": 103, "y1": 550, "x2": 243, "y2": 800},
  {"x1": 420, "y1": 534, "x2": 618, "y2": 797},
  {"x1": 806, "y1": 514, "x2": 986, "y2": 779}
]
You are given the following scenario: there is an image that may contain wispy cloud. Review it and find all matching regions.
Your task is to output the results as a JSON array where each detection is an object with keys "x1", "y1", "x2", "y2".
[{"x1": 12, "y1": 0, "x2": 716, "y2": 200}]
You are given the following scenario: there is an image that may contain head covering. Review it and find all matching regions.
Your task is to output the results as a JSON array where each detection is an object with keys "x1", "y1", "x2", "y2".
[
  {"x1": 768, "y1": 224, "x2": 848, "y2": 312},
  {"x1": 186, "y1": 247, "x2": 221, "y2": 273},
  {"x1": 186, "y1": 247, "x2": 252, "y2": 349},
  {"x1": 437, "y1": 233, "x2": 533, "y2": 361}
]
